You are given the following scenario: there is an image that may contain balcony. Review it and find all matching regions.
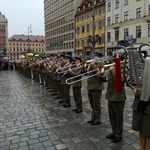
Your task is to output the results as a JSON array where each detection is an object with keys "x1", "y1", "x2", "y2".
[
  {"x1": 145, "y1": 15, "x2": 150, "y2": 23},
  {"x1": 113, "y1": 23, "x2": 120, "y2": 29}
]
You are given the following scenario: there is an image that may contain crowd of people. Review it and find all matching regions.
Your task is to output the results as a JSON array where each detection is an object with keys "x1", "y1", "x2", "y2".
[
  {"x1": 13, "y1": 52, "x2": 150, "y2": 150},
  {"x1": 0, "y1": 58, "x2": 16, "y2": 71}
]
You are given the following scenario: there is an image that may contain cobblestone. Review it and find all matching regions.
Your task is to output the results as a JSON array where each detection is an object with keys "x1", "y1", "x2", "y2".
[{"x1": 0, "y1": 70, "x2": 140, "y2": 150}]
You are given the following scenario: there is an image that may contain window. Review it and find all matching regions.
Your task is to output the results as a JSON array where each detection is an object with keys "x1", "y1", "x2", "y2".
[
  {"x1": 88, "y1": 2, "x2": 91, "y2": 7},
  {"x1": 115, "y1": 14, "x2": 119, "y2": 23},
  {"x1": 82, "y1": 15, "x2": 84, "y2": 20},
  {"x1": 93, "y1": 10, "x2": 96, "y2": 16},
  {"x1": 115, "y1": 29, "x2": 119, "y2": 41},
  {"x1": 136, "y1": 7, "x2": 142, "y2": 19},
  {"x1": 107, "y1": 32, "x2": 111, "y2": 42},
  {"x1": 98, "y1": 20, "x2": 102, "y2": 28},
  {"x1": 82, "y1": 40, "x2": 84, "y2": 47},
  {"x1": 148, "y1": 5, "x2": 150, "y2": 15},
  {"x1": 83, "y1": 5, "x2": 86, "y2": 10},
  {"x1": 87, "y1": 24, "x2": 90, "y2": 32},
  {"x1": 77, "y1": 41, "x2": 80, "y2": 47},
  {"x1": 99, "y1": 8, "x2": 102, "y2": 15},
  {"x1": 93, "y1": 0, "x2": 97, "y2": 5},
  {"x1": 107, "y1": 2, "x2": 111, "y2": 12},
  {"x1": 124, "y1": 11, "x2": 129, "y2": 21},
  {"x1": 136, "y1": 26, "x2": 141, "y2": 38},
  {"x1": 115, "y1": 0, "x2": 119, "y2": 9},
  {"x1": 98, "y1": 36, "x2": 102, "y2": 44},
  {"x1": 107, "y1": 17, "x2": 111, "y2": 26},
  {"x1": 124, "y1": 0, "x2": 128, "y2": 5},
  {"x1": 148, "y1": 24, "x2": 150, "y2": 37},
  {"x1": 77, "y1": 27, "x2": 80, "y2": 34},
  {"x1": 82, "y1": 26, "x2": 84, "y2": 33},
  {"x1": 87, "y1": 13, "x2": 90, "y2": 19},
  {"x1": 124, "y1": 28, "x2": 129, "y2": 39}
]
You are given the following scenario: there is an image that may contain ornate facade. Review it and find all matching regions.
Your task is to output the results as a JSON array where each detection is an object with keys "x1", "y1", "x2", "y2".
[
  {"x1": 8, "y1": 34, "x2": 45, "y2": 59},
  {"x1": 105, "y1": 0, "x2": 150, "y2": 55},
  {"x1": 0, "y1": 12, "x2": 8, "y2": 57},
  {"x1": 75, "y1": 0, "x2": 105, "y2": 57}
]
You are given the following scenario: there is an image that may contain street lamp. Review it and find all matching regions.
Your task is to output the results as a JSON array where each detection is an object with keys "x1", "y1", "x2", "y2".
[
  {"x1": 27, "y1": 24, "x2": 32, "y2": 53},
  {"x1": 87, "y1": 11, "x2": 100, "y2": 55}
]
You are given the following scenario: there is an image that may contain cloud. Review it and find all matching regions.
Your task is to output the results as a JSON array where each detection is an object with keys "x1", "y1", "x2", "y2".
[{"x1": 1, "y1": 0, "x2": 44, "y2": 37}]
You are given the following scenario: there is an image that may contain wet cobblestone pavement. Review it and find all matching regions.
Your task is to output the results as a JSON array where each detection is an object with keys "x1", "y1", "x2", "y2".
[{"x1": 0, "y1": 70, "x2": 140, "y2": 150}]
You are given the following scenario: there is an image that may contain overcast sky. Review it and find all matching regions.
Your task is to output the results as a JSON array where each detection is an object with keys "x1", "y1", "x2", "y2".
[{"x1": 0, "y1": 0, "x2": 45, "y2": 37}]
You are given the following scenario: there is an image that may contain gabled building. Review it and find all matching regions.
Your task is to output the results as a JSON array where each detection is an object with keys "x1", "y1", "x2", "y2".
[
  {"x1": 0, "y1": 12, "x2": 8, "y2": 57},
  {"x1": 105, "y1": 0, "x2": 150, "y2": 55},
  {"x1": 75, "y1": 0, "x2": 105, "y2": 57},
  {"x1": 8, "y1": 34, "x2": 45, "y2": 59}
]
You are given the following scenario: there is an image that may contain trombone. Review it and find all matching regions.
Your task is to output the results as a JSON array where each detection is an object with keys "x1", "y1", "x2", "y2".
[
  {"x1": 56, "y1": 64, "x2": 77, "y2": 74},
  {"x1": 66, "y1": 63, "x2": 115, "y2": 85}
]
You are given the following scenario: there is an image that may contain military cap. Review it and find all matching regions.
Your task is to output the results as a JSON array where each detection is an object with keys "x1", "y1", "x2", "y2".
[
  {"x1": 74, "y1": 56, "x2": 82, "y2": 62},
  {"x1": 94, "y1": 52, "x2": 103, "y2": 57},
  {"x1": 59, "y1": 53, "x2": 65, "y2": 57}
]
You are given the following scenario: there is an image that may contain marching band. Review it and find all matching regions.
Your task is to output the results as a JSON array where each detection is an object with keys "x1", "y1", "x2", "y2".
[{"x1": 14, "y1": 43, "x2": 150, "y2": 147}]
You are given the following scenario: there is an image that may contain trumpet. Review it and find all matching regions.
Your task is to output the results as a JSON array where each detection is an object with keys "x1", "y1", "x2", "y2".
[{"x1": 66, "y1": 63, "x2": 115, "y2": 85}]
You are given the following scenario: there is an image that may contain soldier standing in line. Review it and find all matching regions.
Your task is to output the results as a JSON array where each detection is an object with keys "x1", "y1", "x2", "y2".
[
  {"x1": 131, "y1": 55, "x2": 150, "y2": 150},
  {"x1": 60, "y1": 55, "x2": 72, "y2": 108},
  {"x1": 56, "y1": 53, "x2": 65, "y2": 100},
  {"x1": 67, "y1": 56, "x2": 83, "y2": 113},
  {"x1": 105, "y1": 56, "x2": 127, "y2": 143},
  {"x1": 87, "y1": 52, "x2": 104, "y2": 125}
]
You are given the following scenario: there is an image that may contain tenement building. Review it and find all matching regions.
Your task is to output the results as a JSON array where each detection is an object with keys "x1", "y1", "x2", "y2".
[
  {"x1": 75, "y1": 0, "x2": 105, "y2": 57},
  {"x1": 0, "y1": 12, "x2": 8, "y2": 57},
  {"x1": 8, "y1": 34, "x2": 45, "y2": 59},
  {"x1": 44, "y1": 0, "x2": 81, "y2": 55},
  {"x1": 105, "y1": 0, "x2": 150, "y2": 55}
]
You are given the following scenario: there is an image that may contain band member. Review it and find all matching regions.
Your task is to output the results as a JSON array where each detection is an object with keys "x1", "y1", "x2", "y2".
[
  {"x1": 87, "y1": 52, "x2": 104, "y2": 125},
  {"x1": 67, "y1": 56, "x2": 83, "y2": 113},
  {"x1": 55, "y1": 53, "x2": 65, "y2": 99},
  {"x1": 131, "y1": 56, "x2": 150, "y2": 150},
  {"x1": 105, "y1": 55, "x2": 127, "y2": 143},
  {"x1": 60, "y1": 55, "x2": 72, "y2": 107}
]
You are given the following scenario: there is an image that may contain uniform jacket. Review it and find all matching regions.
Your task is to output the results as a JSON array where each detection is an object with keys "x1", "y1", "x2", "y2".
[
  {"x1": 67, "y1": 64, "x2": 82, "y2": 88},
  {"x1": 87, "y1": 63, "x2": 104, "y2": 91},
  {"x1": 61, "y1": 62, "x2": 72, "y2": 85},
  {"x1": 105, "y1": 68, "x2": 126, "y2": 101}
]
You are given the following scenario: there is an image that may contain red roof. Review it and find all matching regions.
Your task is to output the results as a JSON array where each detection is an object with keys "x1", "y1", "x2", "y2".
[
  {"x1": 80, "y1": 0, "x2": 93, "y2": 6},
  {"x1": 9, "y1": 34, "x2": 45, "y2": 42}
]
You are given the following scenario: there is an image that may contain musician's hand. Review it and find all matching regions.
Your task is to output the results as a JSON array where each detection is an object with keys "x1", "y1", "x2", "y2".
[
  {"x1": 131, "y1": 87, "x2": 137, "y2": 94},
  {"x1": 68, "y1": 68, "x2": 72, "y2": 72},
  {"x1": 97, "y1": 72, "x2": 101, "y2": 78}
]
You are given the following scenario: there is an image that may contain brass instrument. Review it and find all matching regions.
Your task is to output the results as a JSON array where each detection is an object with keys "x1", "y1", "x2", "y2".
[
  {"x1": 66, "y1": 63, "x2": 115, "y2": 85},
  {"x1": 123, "y1": 43, "x2": 150, "y2": 89},
  {"x1": 56, "y1": 64, "x2": 76, "y2": 74}
]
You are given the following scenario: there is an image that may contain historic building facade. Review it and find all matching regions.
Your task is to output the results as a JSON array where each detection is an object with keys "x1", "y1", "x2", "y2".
[
  {"x1": 0, "y1": 12, "x2": 8, "y2": 57},
  {"x1": 75, "y1": 0, "x2": 105, "y2": 57},
  {"x1": 105, "y1": 0, "x2": 150, "y2": 55},
  {"x1": 8, "y1": 34, "x2": 45, "y2": 59},
  {"x1": 44, "y1": 0, "x2": 81, "y2": 55}
]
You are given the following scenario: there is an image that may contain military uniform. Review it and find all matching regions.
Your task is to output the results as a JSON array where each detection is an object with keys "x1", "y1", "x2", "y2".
[
  {"x1": 68, "y1": 57, "x2": 82, "y2": 113},
  {"x1": 87, "y1": 62, "x2": 104, "y2": 125},
  {"x1": 105, "y1": 66, "x2": 126, "y2": 142},
  {"x1": 61, "y1": 56, "x2": 72, "y2": 107},
  {"x1": 132, "y1": 90, "x2": 150, "y2": 137}
]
